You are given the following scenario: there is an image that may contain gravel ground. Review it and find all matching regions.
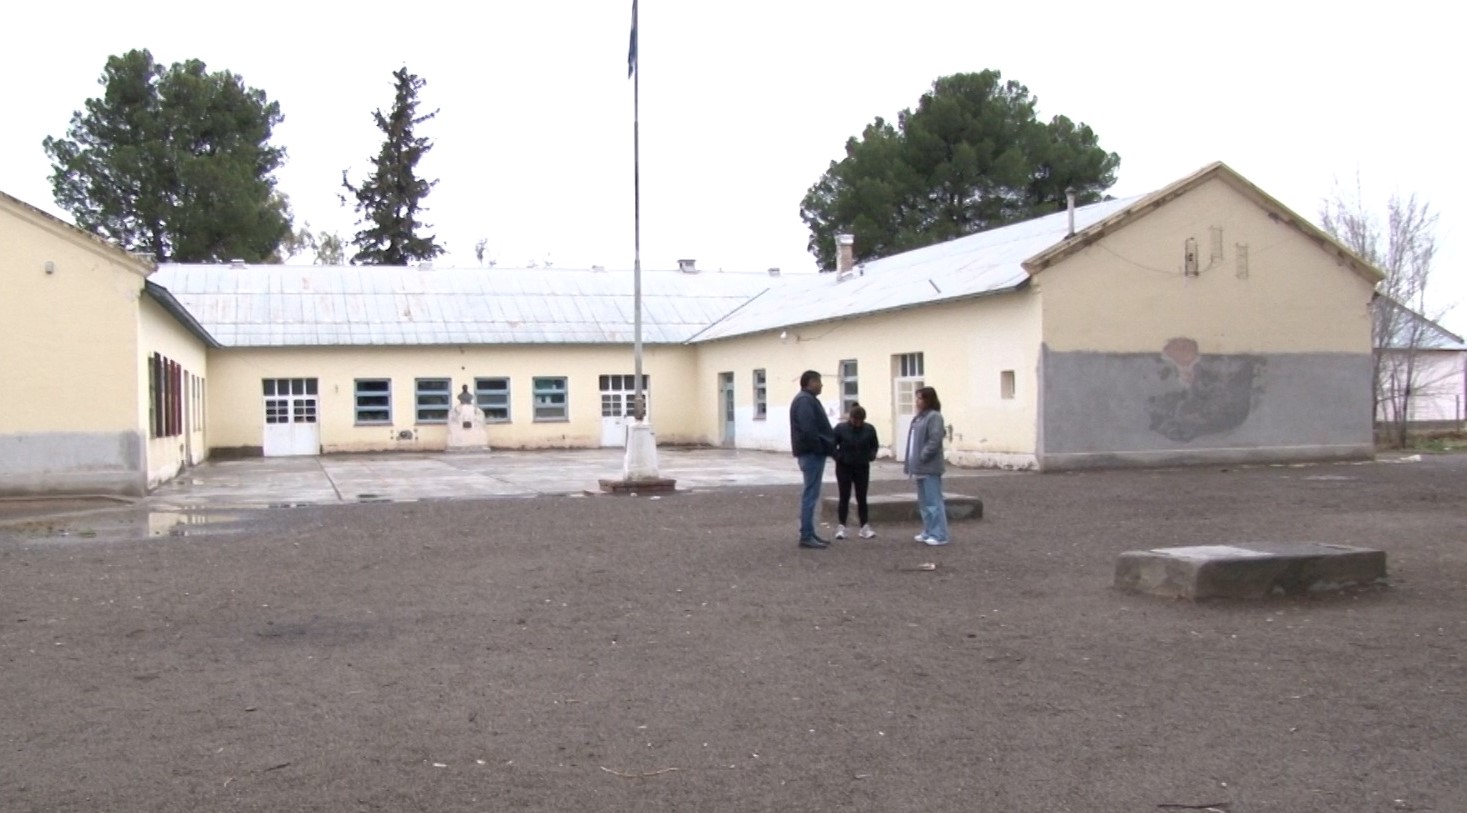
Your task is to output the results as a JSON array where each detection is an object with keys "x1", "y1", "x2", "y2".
[{"x1": 2, "y1": 456, "x2": 1465, "y2": 812}]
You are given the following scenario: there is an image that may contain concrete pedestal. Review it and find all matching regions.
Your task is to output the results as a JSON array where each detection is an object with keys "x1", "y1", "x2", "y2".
[
  {"x1": 445, "y1": 404, "x2": 489, "y2": 451},
  {"x1": 1115, "y1": 542, "x2": 1387, "y2": 600},
  {"x1": 599, "y1": 422, "x2": 677, "y2": 494}
]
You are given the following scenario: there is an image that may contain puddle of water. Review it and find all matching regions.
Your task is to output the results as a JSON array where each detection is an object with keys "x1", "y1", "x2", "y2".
[{"x1": 148, "y1": 511, "x2": 247, "y2": 537}]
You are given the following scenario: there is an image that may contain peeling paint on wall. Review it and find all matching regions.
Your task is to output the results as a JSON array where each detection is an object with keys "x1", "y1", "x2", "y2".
[{"x1": 1147, "y1": 337, "x2": 1265, "y2": 442}]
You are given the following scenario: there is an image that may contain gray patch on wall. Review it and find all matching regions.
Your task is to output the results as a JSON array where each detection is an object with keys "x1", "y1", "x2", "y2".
[
  {"x1": 1039, "y1": 343, "x2": 1373, "y2": 466},
  {"x1": 0, "y1": 432, "x2": 146, "y2": 496}
]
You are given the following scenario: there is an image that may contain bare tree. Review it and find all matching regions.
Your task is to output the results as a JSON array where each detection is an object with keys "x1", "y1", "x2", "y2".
[{"x1": 1322, "y1": 178, "x2": 1444, "y2": 447}]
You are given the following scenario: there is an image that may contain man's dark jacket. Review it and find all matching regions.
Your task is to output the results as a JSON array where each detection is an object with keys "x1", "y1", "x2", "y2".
[{"x1": 789, "y1": 389, "x2": 835, "y2": 457}]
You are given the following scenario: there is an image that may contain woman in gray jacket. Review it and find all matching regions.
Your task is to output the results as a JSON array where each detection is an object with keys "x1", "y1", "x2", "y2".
[{"x1": 902, "y1": 386, "x2": 948, "y2": 545}]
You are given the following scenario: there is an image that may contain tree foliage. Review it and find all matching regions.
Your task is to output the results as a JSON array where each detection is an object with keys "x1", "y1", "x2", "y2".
[
  {"x1": 800, "y1": 70, "x2": 1120, "y2": 269},
  {"x1": 42, "y1": 49, "x2": 292, "y2": 263},
  {"x1": 1321, "y1": 180, "x2": 1443, "y2": 446},
  {"x1": 342, "y1": 67, "x2": 444, "y2": 265}
]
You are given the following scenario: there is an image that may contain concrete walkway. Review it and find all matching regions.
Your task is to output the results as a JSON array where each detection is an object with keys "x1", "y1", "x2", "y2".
[{"x1": 147, "y1": 448, "x2": 1020, "y2": 510}]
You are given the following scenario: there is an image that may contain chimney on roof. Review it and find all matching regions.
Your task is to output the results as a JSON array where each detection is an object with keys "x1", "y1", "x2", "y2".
[
  {"x1": 1065, "y1": 187, "x2": 1077, "y2": 238},
  {"x1": 229, "y1": 258, "x2": 245, "y2": 269},
  {"x1": 836, "y1": 233, "x2": 855, "y2": 274},
  {"x1": 678, "y1": 258, "x2": 698, "y2": 273},
  {"x1": 767, "y1": 267, "x2": 781, "y2": 277}
]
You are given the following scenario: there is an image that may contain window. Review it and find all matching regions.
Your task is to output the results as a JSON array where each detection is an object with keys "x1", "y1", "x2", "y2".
[
  {"x1": 263, "y1": 378, "x2": 318, "y2": 425},
  {"x1": 149, "y1": 353, "x2": 186, "y2": 439},
  {"x1": 355, "y1": 379, "x2": 392, "y2": 424},
  {"x1": 753, "y1": 369, "x2": 767, "y2": 420},
  {"x1": 1000, "y1": 370, "x2": 1016, "y2": 400},
  {"x1": 896, "y1": 352, "x2": 924, "y2": 378},
  {"x1": 599, "y1": 374, "x2": 649, "y2": 419},
  {"x1": 415, "y1": 378, "x2": 451, "y2": 423},
  {"x1": 839, "y1": 359, "x2": 859, "y2": 415},
  {"x1": 475, "y1": 377, "x2": 511, "y2": 422},
  {"x1": 533, "y1": 376, "x2": 569, "y2": 421}
]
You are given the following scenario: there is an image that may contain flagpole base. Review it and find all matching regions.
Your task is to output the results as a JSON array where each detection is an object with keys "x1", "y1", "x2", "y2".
[{"x1": 599, "y1": 422, "x2": 676, "y2": 494}]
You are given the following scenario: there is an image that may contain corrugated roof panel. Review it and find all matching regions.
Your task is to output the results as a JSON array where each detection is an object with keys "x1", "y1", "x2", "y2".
[{"x1": 147, "y1": 199, "x2": 1141, "y2": 349}]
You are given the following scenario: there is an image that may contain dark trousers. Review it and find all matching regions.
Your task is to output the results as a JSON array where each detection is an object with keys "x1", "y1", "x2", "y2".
[{"x1": 834, "y1": 461, "x2": 870, "y2": 525}]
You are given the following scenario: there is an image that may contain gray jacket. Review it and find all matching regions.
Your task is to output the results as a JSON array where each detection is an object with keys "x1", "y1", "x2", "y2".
[{"x1": 902, "y1": 409, "x2": 946, "y2": 476}]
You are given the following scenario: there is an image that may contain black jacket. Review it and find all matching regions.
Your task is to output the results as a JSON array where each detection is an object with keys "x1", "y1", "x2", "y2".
[
  {"x1": 789, "y1": 389, "x2": 835, "y2": 456},
  {"x1": 833, "y1": 421, "x2": 879, "y2": 466}
]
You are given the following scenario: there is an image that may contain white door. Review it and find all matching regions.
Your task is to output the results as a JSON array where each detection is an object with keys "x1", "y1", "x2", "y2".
[
  {"x1": 892, "y1": 352, "x2": 924, "y2": 462},
  {"x1": 599, "y1": 374, "x2": 649, "y2": 447},
  {"x1": 262, "y1": 378, "x2": 320, "y2": 457}
]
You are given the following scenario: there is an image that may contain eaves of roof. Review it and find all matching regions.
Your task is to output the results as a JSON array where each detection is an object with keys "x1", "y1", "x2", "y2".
[{"x1": 143, "y1": 280, "x2": 222, "y2": 348}]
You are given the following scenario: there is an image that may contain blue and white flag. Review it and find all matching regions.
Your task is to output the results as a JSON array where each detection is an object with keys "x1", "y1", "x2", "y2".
[{"x1": 627, "y1": 0, "x2": 638, "y2": 78}]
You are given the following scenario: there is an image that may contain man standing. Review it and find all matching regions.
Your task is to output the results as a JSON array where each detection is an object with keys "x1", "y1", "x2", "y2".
[{"x1": 790, "y1": 370, "x2": 836, "y2": 549}]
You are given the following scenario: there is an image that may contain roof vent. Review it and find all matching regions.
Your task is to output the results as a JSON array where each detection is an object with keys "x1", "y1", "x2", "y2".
[
  {"x1": 767, "y1": 267, "x2": 781, "y2": 277},
  {"x1": 418, "y1": 261, "x2": 433, "y2": 270},
  {"x1": 677, "y1": 258, "x2": 698, "y2": 274},
  {"x1": 229, "y1": 258, "x2": 246, "y2": 269},
  {"x1": 591, "y1": 264, "x2": 606, "y2": 272}
]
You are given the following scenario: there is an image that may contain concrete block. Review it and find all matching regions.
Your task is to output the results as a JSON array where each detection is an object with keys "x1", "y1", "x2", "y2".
[
  {"x1": 598, "y1": 477, "x2": 677, "y2": 495},
  {"x1": 1114, "y1": 542, "x2": 1387, "y2": 600},
  {"x1": 823, "y1": 494, "x2": 982, "y2": 523}
]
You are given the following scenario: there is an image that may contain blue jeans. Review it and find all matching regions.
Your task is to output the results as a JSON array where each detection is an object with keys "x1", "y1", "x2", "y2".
[
  {"x1": 797, "y1": 454, "x2": 827, "y2": 539},
  {"x1": 915, "y1": 475, "x2": 948, "y2": 542}
]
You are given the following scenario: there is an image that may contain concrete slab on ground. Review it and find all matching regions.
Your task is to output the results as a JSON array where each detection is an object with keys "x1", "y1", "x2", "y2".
[
  {"x1": 138, "y1": 448, "x2": 1016, "y2": 511},
  {"x1": 823, "y1": 493, "x2": 983, "y2": 523},
  {"x1": 1114, "y1": 541, "x2": 1388, "y2": 600}
]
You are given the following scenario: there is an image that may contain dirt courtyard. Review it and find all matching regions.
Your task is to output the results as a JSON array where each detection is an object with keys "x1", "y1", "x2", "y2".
[{"x1": 2, "y1": 456, "x2": 1465, "y2": 812}]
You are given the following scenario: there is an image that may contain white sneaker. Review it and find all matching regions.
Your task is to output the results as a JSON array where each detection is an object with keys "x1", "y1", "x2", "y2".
[
  {"x1": 914, "y1": 533, "x2": 930, "y2": 543},
  {"x1": 922, "y1": 537, "x2": 950, "y2": 546},
  {"x1": 834, "y1": 525, "x2": 847, "y2": 540},
  {"x1": 859, "y1": 524, "x2": 876, "y2": 539}
]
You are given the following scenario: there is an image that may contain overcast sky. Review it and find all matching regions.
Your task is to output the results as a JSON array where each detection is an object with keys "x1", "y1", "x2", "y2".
[{"x1": 5, "y1": 1, "x2": 1461, "y2": 332}]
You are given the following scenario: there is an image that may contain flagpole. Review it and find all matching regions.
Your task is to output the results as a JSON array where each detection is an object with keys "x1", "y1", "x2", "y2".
[
  {"x1": 631, "y1": 0, "x2": 644, "y2": 423},
  {"x1": 608, "y1": 0, "x2": 668, "y2": 490}
]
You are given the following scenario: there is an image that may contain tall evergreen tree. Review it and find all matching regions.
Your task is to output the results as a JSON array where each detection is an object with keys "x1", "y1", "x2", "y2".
[
  {"x1": 800, "y1": 70, "x2": 1120, "y2": 269},
  {"x1": 42, "y1": 49, "x2": 292, "y2": 263},
  {"x1": 342, "y1": 67, "x2": 444, "y2": 265}
]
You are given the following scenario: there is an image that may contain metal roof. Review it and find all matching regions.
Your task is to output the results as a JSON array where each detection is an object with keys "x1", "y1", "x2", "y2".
[
  {"x1": 688, "y1": 196, "x2": 1141, "y2": 342},
  {"x1": 150, "y1": 264, "x2": 786, "y2": 347},
  {"x1": 151, "y1": 196, "x2": 1144, "y2": 349}
]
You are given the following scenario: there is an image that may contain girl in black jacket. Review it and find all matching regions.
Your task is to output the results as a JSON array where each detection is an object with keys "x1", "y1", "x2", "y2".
[{"x1": 832, "y1": 404, "x2": 880, "y2": 539}]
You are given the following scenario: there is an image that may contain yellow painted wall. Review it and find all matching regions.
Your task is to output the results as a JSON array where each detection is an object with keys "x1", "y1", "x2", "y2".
[
  {"x1": 0, "y1": 198, "x2": 146, "y2": 432},
  {"x1": 691, "y1": 289, "x2": 1043, "y2": 466},
  {"x1": 1032, "y1": 175, "x2": 1378, "y2": 469},
  {"x1": 138, "y1": 295, "x2": 210, "y2": 486},
  {"x1": 204, "y1": 343, "x2": 701, "y2": 453},
  {"x1": 1037, "y1": 176, "x2": 1376, "y2": 354}
]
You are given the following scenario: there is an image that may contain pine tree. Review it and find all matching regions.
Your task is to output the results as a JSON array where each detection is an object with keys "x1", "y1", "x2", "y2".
[
  {"x1": 43, "y1": 49, "x2": 292, "y2": 263},
  {"x1": 800, "y1": 70, "x2": 1120, "y2": 270},
  {"x1": 342, "y1": 67, "x2": 444, "y2": 265}
]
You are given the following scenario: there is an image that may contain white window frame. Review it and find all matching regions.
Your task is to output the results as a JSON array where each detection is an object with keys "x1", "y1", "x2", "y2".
[
  {"x1": 839, "y1": 359, "x2": 859, "y2": 415},
  {"x1": 753, "y1": 369, "x2": 767, "y2": 420}
]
